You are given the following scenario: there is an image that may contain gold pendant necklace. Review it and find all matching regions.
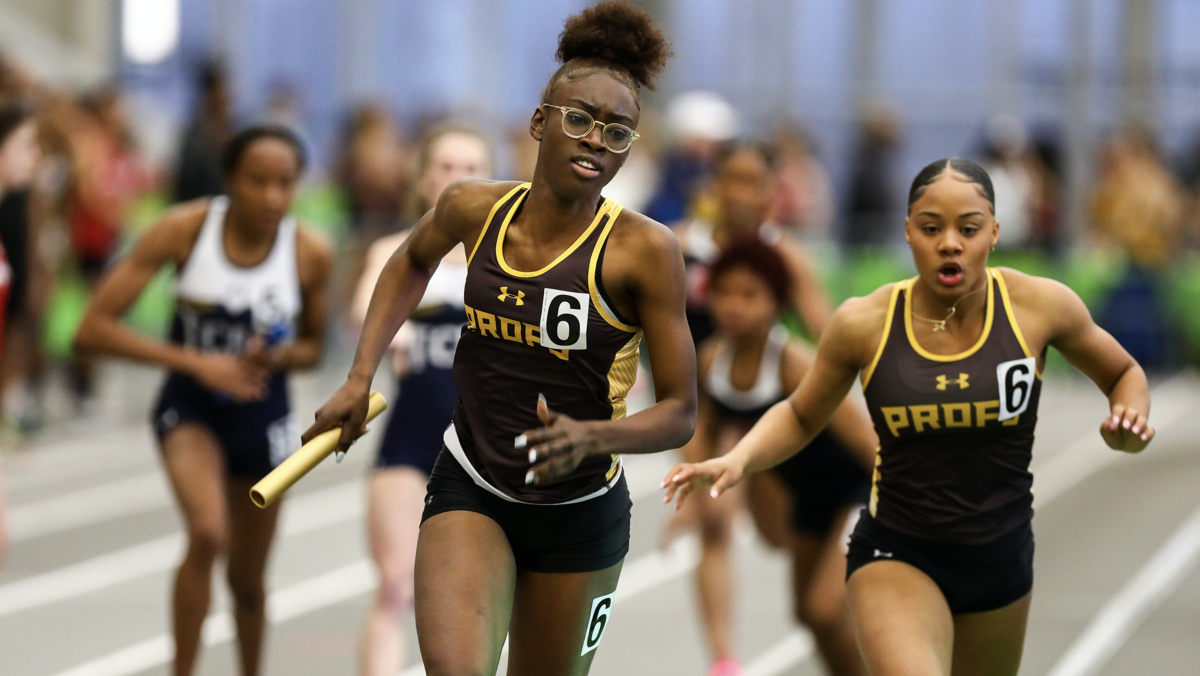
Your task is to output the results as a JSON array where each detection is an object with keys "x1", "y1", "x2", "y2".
[{"x1": 912, "y1": 282, "x2": 986, "y2": 332}]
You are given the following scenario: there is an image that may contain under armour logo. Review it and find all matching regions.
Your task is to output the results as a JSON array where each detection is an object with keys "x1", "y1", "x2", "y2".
[
  {"x1": 936, "y1": 373, "x2": 970, "y2": 390},
  {"x1": 498, "y1": 286, "x2": 525, "y2": 305},
  {"x1": 874, "y1": 549, "x2": 894, "y2": 559}
]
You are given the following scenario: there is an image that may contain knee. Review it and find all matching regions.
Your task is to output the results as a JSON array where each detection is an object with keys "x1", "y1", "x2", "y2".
[
  {"x1": 185, "y1": 525, "x2": 227, "y2": 564},
  {"x1": 797, "y1": 586, "x2": 849, "y2": 634},
  {"x1": 699, "y1": 512, "x2": 733, "y2": 547},
  {"x1": 375, "y1": 569, "x2": 416, "y2": 615},
  {"x1": 226, "y1": 566, "x2": 266, "y2": 609}
]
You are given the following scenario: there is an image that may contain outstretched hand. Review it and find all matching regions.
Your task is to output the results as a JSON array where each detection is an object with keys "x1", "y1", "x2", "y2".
[
  {"x1": 1100, "y1": 403, "x2": 1154, "y2": 454},
  {"x1": 660, "y1": 456, "x2": 744, "y2": 510},
  {"x1": 518, "y1": 394, "x2": 600, "y2": 486}
]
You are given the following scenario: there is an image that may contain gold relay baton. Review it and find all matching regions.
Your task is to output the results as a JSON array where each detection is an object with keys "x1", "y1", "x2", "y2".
[{"x1": 250, "y1": 391, "x2": 388, "y2": 508}]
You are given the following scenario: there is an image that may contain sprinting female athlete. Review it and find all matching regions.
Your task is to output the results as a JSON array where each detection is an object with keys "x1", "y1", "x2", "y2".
[
  {"x1": 351, "y1": 125, "x2": 492, "y2": 676},
  {"x1": 305, "y1": 4, "x2": 692, "y2": 675},
  {"x1": 675, "y1": 143, "x2": 831, "y2": 346},
  {"x1": 664, "y1": 157, "x2": 1154, "y2": 676},
  {"x1": 667, "y1": 239, "x2": 874, "y2": 676},
  {"x1": 75, "y1": 125, "x2": 332, "y2": 676}
]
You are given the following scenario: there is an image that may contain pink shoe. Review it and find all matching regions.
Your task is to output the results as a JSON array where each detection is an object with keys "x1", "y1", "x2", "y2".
[{"x1": 708, "y1": 658, "x2": 745, "y2": 676}]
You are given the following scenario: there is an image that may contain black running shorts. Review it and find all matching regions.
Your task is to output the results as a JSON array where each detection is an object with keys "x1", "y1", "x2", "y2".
[
  {"x1": 420, "y1": 449, "x2": 631, "y2": 573},
  {"x1": 846, "y1": 510, "x2": 1035, "y2": 614}
]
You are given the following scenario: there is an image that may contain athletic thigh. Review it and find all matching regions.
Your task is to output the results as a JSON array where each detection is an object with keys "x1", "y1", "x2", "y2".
[
  {"x1": 847, "y1": 561, "x2": 954, "y2": 676},
  {"x1": 506, "y1": 560, "x2": 624, "y2": 676},
  {"x1": 161, "y1": 424, "x2": 229, "y2": 543},
  {"x1": 367, "y1": 467, "x2": 429, "y2": 585},
  {"x1": 949, "y1": 592, "x2": 1031, "y2": 676},
  {"x1": 415, "y1": 511, "x2": 516, "y2": 676}
]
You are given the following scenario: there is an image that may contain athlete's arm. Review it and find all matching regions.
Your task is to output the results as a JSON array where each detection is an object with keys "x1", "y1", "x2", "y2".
[
  {"x1": 1018, "y1": 272, "x2": 1153, "y2": 453},
  {"x1": 244, "y1": 228, "x2": 333, "y2": 372},
  {"x1": 781, "y1": 343, "x2": 878, "y2": 471},
  {"x1": 677, "y1": 342, "x2": 720, "y2": 464},
  {"x1": 73, "y1": 202, "x2": 268, "y2": 402},
  {"x1": 663, "y1": 290, "x2": 887, "y2": 506},
  {"x1": 524, "y1": 214, "x2": 697, "y2": 484},
  {"x1": 303, "y1": 179, "x2": 513, "y2": 454}
]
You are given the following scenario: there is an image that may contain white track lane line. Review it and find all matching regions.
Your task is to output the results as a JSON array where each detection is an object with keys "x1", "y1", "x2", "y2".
[
  {"x1": 45, "y1": 455, "x2": 680, "y2": 676},
  {"x1": 0, "y1": 479, "x2": 362, "y2": 618},
  {"x1": 1045, "y1": 501, "x2": 1200, "y2": 676},
  {"x1": 736, "y1": 377, "x2": 1200, "y2": 676},
  {"x1": 7, "y1": 473, "x2": 170, "y2": 542}
]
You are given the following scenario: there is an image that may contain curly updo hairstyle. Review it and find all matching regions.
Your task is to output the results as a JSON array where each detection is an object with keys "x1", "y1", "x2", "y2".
[{"x1": 541, "y1": 1, "x2": 673, "y2": 108}]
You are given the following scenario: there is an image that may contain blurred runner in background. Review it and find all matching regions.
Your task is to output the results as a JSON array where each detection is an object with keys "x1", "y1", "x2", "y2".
[{"x1": 351, "y1": 123, "x2": 491, "y2": 676}]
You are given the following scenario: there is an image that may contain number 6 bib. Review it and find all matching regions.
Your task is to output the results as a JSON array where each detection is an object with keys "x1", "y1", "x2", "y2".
[{"x1": 540, "y1": 289, "x2": 590, "y2": 350}]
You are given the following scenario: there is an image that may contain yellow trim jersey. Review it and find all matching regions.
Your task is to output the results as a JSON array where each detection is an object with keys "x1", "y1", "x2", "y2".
[
  {"x1": 446, "y1": 184, "x2": 641, "y2": 503},
  {"x1": 863, "y1": 269, "x2": 1042, "y2": 544}
]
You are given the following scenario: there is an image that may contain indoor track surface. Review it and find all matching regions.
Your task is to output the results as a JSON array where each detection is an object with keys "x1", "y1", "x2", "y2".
[{"x1": 2, "y1": 360, "x2": 1199, "y2": 676}]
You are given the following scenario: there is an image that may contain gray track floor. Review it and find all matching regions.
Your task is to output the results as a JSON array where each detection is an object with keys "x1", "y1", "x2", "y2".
[{"x1": 2, "y1": 360, "x2": 1198, "y2": 675}]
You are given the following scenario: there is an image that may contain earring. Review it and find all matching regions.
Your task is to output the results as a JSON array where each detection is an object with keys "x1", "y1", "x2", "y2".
[{"x1": 990, "y1": 244, "x2": 996, "y2": 252}]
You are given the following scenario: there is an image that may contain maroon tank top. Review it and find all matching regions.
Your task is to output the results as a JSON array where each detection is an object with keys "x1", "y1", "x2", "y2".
[
  {"x1": 444, "y1": 183, "x2": 641, "y2": 504},
  {"x1": 862, "y1": 269, "x2": 1043, "y2": 544}
]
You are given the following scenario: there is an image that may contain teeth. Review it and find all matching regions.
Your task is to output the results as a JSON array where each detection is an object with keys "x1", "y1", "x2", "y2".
[{"x1": 574, "y1": 159, "x2": 598, "y2": 171}]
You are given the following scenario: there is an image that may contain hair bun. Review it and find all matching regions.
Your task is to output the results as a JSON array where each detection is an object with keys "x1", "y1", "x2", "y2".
[{"x1": 555, "y1": 1, "x2": 671, "y2": 91}]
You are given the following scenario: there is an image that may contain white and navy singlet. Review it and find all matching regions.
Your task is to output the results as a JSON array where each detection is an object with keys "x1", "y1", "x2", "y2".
[{"x1": 152, "y1": 196, "x2": 302, "y2": 479}]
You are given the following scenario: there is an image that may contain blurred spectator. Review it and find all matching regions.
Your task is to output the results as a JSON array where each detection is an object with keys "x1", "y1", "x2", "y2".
[
  {"x1": 843, "y1": 107, "x2": 901, "y2": 249},
  {"x1": 1091, "y1": 130, "x2": 1183, "y2": 270},
  {"x1": 1178, "y1": 131, "x2": 1200, "y2": 249},
  {"x1": 1028, "y1": 132, "x2": 1065, "y2": 256},
  {"x1": 67, "y1": 87, "x2": 152, "y2": 404},
  {"x1": 644, "y1": 91, "x2": 737, "y2": 225},
  {"x1": 1091, "y1": 129, "x2": 1185, "y2": 369},
  {"x1": 173, "y1": 62, "x2": 231, "y2": 202},
  {"x1": 979, "y1": 114, "x2": 1035, "y2": 250},
  {"x1": 336, "y1": 104, "x2": 410, "y2": 241},
  {"x1": 508, "y1": 124, "x2": 540, "y2": 183},
  {"x1": 771, "y1": 123, "x2": 835, "y2": 243}
]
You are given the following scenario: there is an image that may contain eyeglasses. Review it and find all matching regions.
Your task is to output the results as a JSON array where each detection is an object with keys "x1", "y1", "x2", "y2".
[{"x1": 542, "y1": 104, "x2": 641, "y2": 153}]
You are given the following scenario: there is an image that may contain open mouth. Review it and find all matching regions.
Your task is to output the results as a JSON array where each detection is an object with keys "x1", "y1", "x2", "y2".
[
  {"x1": 571, "y1": 156, "x2": 602, "y2": 179},
  {"x1": 938, "y1": 262, "x2": 964, "y2": 286}
]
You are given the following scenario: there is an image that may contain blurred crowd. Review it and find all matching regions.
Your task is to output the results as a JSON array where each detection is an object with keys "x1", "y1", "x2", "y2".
[{"x1": 2, "y1": 52, "x2": 1200, "y2": 444}]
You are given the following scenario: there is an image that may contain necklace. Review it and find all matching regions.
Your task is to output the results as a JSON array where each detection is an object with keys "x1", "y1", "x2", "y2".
[{"x1": 911, "y1": 282, "x2": 987, "y2": 332}]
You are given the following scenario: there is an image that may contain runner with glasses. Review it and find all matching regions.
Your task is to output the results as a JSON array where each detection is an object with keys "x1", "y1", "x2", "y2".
[{"x1": 303, "y1": 3, "x2": 692, "y2": 674}]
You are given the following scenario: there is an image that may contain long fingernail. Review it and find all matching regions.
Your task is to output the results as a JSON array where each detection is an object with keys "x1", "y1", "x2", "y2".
[
  {"x1": 538, "y1": 392, "x2": 547, "y2": 406},
  {"x1": 1132, "y1": 426, "x2": 1140, "y2": 434},
  {"x1": 335, "y1": 451, "x2": 345, "y2": 463},
  {"x1": 525, "y1": 470, "x2": 535, "y2": 485},
  {"x1": 710, "y1": 488, "x2": 719, "y2": 499},
  {"x1": 1141, "y1": 433, "x2": 1148, "y2": 441},
  {"x1": 514, "y1": 435, "x2": 527, "y2": 449},
  {"x1": 528, "y1": 450, "x2": 537, "y2": 463},
  {"x1": 659, "y1": 480, "x2": 667, "y2": 488},
  {"x1": 1123, "y1": 420, "x2": 1131, "y2": 429}
]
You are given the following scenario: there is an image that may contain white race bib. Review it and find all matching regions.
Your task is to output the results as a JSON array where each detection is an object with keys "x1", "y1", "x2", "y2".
[
  {"x1": 540, "y1": 289, "x2": 590, "y2": 350},
  {"x1": 997, "y1": 357, "x2": 1036, "y2": 421}
]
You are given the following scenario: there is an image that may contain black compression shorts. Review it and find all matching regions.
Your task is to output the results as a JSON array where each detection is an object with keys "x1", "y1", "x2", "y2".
[
  {"x1": 846, "y1": 510, "x2": 1035, "y2": 614},
  {"x1": 420, "y1": 449, "x2": 631, "y2": 574}
]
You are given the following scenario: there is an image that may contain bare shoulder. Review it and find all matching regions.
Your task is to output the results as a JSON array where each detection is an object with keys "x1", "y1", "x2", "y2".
[
  {"x1": 994, "y1": 266, "x2": 1089, "y2": 340},
  {"x1": 437, "y1": 178, "x2": 525, "y2": 229},
  {"x1": 607, "y1": 208, "x2": 682, "y2": 265},
  {"x1": 825, "y1": 283, "x2": 898, "y2": 365},
  {"x1": 142, "y1": 199, "x2": 210, "y2": 265},
  {"x1": 994, "y1": 266, "x2": 1077, "y2": 308},
  {"x1": 296, "y1": 226, "x2": 334, "y2": 285}
]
